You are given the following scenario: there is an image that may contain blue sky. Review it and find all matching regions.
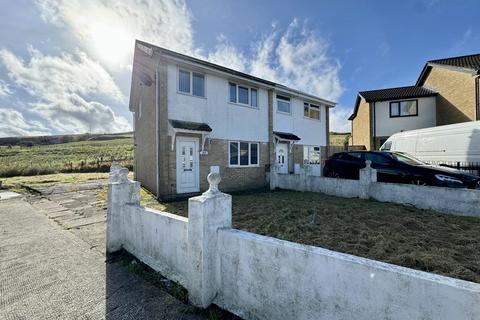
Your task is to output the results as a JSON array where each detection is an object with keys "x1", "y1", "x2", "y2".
[{"x1": 0, "y1": 0, "x2": 479, "y2": 136}]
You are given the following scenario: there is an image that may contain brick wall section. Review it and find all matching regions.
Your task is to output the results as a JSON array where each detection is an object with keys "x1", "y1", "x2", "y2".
[
  {"x1": 158, "y1": 58, "x2": 170, "y2": 197},
  {"x1": 292, "y1": 145, "x2": 304, "y2": 171},
  {"x1": 351, "y1": 98, "x2": 373, "y2": 150},
  {"x1": 132, "y1": 49, "x2": 159, "y2": 195},
  {"x1": 423, "y1": 67, "x2": 477, "y2": 125},
  {"x1": 160, "y1": 135, "x2": 269, "y2": 200}
]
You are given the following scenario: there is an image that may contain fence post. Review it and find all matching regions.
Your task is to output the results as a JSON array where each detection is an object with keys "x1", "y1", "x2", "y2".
[
  {"x1": 107, "y1": 163, "x2": 140, "y2": 253},
  {"x1": 359, "y1": 160, "x2": 377, "y2": 199},
  {"x1": 187, "y1": 172, "x2": 232, "y2": 308}
]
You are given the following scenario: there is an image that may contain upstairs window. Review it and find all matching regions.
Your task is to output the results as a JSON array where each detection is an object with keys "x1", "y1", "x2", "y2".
[
  {"x1": 277, "y1": 95, "x2": 291, "y2": 114},
  {"x1": 229, "y1": 141, "x2": 260, "y2": 166},
  {"x1": 304, "y1": 103, "x2": 320, "y2": 120},
  {"x1": 229, "y1": 82, "x2": 258, "y2": 108},
  {"x1": 390, "y1": 100, "x2": 418, "y2": 117},
  {"x1": 178, "y1": 69, "x2": 205, "y2": 97}
]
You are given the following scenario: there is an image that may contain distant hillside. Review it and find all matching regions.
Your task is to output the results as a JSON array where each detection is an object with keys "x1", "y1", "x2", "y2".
[{"x1": 0, "y1": 132, "x2": 133, "y2": 147}]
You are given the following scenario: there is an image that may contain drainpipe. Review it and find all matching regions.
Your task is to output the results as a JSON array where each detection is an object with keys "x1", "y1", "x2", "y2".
[{"x1": 155, "y1": 61, "x2": 160, "y2": 198}]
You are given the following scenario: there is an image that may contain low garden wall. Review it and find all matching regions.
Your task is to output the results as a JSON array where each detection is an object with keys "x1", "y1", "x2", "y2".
[
  {"x1": 107, "y1": 164, "x2": 480, "y2": 320},
  {"x1": 272, "y1": 162, "x2": 480, "y2": 217}
]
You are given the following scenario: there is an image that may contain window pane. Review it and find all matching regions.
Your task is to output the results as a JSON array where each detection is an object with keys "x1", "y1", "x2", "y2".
[
  {"x1": 179, "y1": 70, "x2": 190, "y2": 93},
  {"x1": 250, "y1": 89, "x2": 258, "y2": 107},
  {"x1": 238, "y1": 86, "x2": 249, "y2": 104},
  {"x1": 240, "y1": 142, "x2": 249, "y2": 165},
  {"x1": 400, "y1": 101, "x2": 417, "y2": 116},
  {"x1": 310, "y1": 105, "x2": 320, "y2": 120},
  {"x1": 250, "y1": 143, "x2": 258, "y2": 165},
  {"x1": 229, "y1": 83, "x2": 237, "y2": 103},
  {"x1": 192, "y1": 73, "x2": 205, "y2": 97},
  {"x1": 229, "y1": 142, "x2": 238, "y2": 165},
  {"x1": 365, "y1": 153, "x2": 392, "y2": 165},
  {"x1": 304, "y1": 103, "x2": 309, "y2": 117},
  {"x1": 309, "y1": 147, "x2": 320, "y2": 164},
  {"x1": 277, "y1": 100, "x2": 291, "y2": 113},
  {"x1": 390, "y1": 102, "x2": 400, "y2": 116}
]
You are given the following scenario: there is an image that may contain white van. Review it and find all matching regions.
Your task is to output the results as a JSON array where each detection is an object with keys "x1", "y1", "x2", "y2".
[{"x1": 380, "y1": 121, "x2": 480, "y2": 164}]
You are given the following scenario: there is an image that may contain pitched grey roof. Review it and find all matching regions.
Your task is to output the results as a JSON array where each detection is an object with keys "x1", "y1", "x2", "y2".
[
  {"x1": 428, "y1": 53, "x2": 480, "y2": 71},
  {"x1": 359, "y1": 86, "x2": 437, "y2": 102},
  {"x1": 348, "y1": 86, "x2": 437, "y2": 120}
]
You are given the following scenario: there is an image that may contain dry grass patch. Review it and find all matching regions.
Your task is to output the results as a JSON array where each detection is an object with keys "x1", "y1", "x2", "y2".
[{"x1": 142, "y1": 189, "x2": 480, "y2": 283}]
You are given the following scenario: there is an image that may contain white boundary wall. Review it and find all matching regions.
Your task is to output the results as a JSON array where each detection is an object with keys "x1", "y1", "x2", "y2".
[
  {"x1": 272, "y1": 162, "x2": 480, "y2": 217},
  {"x1": 107, "y1": 164, "x2": 480, "y2": 320}
]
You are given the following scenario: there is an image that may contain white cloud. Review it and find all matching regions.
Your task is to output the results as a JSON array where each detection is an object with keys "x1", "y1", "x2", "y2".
[
  {"x1": 329, "y1": 107, "x2": 352, "y2": 133},
  {"x1": 0, "y1": 47, "x2": 130, "y2": 134},
  {"x1": 250, "y1": 20, "x2": 343, "y2": 101},
  {"x1": 0, "y1": 108, "x2": 51, "y2": 137},
  {"x1": 0, "y1": 80, "x2": 12, "y2": 97},
  {"x1": 35, "y1": 0, "x2": 194, "y2": 66},
  {"x1": 17, "y1": 0, "x2": 344, "y2": 136}
]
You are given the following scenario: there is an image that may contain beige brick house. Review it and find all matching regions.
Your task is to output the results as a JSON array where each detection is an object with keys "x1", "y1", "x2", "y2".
[
  {"x1": 129, "y1": 40, "x2": 335, "y2": 200},
  {"x1": 349, "y1": 53, "x2": 480, "y2": 150}
]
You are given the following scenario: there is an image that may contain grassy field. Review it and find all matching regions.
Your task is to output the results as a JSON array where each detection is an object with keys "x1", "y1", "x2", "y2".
[
  {"x1": 0, "y1": 136, "x2": 133, "y2": 177},
  {"x1": 127, "y1": 189, "x2": 480, "y2": 283}
]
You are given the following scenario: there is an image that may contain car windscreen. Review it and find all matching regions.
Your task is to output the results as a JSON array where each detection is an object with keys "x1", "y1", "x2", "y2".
[
  {"x1": 380, "y1": 141, "x2": 392, "y2": 151},
  {"x1": 391, "y1": 153, "x2": 426, "y2": 165}
]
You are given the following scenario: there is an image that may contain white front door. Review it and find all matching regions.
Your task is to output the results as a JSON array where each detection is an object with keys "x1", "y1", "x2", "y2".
[
  {"x1": 276, "y1": 143, "x2": 288, "y2": 174},
  {"x1": 176, "y1": 138, "x2": 199, "y2": 193}
]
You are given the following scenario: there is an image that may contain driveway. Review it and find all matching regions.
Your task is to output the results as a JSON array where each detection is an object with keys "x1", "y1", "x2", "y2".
[{"x1": 0, "y1": 195, "x2": 205, "y2": 319}]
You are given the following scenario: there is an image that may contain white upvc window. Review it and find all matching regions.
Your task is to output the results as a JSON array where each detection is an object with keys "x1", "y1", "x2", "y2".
[
  {"x1": 178, "y1": 68, "x2": 205, "y2": 97},
  {"x1": 228, "y1": 82, "x2": 258, "y2": 108},
  {"x1": 303, "y1": 102, "x2": 320, "y2": 120},
  {"x1": 276, "y1": 95, "x2": 291, "y2": 114},
  {"x1": 303, "y1": 146, "x2": 321, "y2": 165},
  {"x1": 228, "y1": 141, "x2": 259, "y2": 167}
]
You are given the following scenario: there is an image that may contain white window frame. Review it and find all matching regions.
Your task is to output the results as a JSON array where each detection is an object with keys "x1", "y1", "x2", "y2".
[
  {"x1": 303, "y1": 145, "x2": 321, "y2": 165},
  {"x1": 228, "y1": 141, "x2": 260, "y2": 167},
  {"x1": 276, "y1": 95, "x2": 292, "y2": 115},
  {"x1": 177, "y1": 67, "x2": 206, "y2": 98},
  {"x1": 303, "y1": 102, "x2": 321, "y2": 121},
  {"x1": 228, "y1": 82, "x2": 259, "y2": 108}
]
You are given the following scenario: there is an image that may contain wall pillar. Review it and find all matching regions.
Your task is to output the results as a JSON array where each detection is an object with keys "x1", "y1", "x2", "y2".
[
  {"x1": 359, "y1": 160, "x2": 377, "y2": 199},
  {"x1": 107, "y1": 163, "x2": 141, "y2": 253},
  {"x1": 187, "y1": 173, "x2": 232, "y2": 308}
]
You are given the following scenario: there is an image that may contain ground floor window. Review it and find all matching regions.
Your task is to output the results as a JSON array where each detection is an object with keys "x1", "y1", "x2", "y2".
[
  {"x1": 229, "y1": 141, "x2": 259, "y2": 166},
  {"x1": 303, "y1": 146, "x2": 320, "y2": 165}
]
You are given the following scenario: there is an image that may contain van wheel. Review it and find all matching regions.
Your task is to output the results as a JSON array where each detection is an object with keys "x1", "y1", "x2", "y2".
[
  {"x1": 328, "y1": 171, "x2": 340, "y2": 178},
  {"x1": 410, "y1": 178, "x2": 427, "y2": 186}
]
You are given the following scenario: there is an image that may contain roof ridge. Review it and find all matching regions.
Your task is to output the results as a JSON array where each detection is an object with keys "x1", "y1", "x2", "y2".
[
  {"x1": 359, "y1": 85, "x2": 433, "y2": 94},
  {"x1": 428, "y1": 52, "x2": 480, "y2": 63}
]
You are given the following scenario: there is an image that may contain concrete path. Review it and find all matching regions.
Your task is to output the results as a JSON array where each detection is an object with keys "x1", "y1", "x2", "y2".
[{"x1": 0, "y1": 197, "x2": 205, "y2": 320}]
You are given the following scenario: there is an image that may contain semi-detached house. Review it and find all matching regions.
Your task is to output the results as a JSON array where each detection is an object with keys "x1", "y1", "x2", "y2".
[
  {"x1": 129, "y1": 40, "x2": 335, "y2": 200},
  {"x1": 349, "y1": 53, "x2": 480, "y2": 150}
]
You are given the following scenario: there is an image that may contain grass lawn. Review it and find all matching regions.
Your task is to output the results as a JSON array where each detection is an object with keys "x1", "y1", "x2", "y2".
[
  {"x1": 0, "y1": 137, "x2": 133, "y2": 177},
  {"x1": 137, "y1": 189, "x2": 480, "y2": 283}
]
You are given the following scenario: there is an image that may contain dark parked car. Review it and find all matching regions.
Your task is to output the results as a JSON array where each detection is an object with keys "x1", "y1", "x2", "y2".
[{"x1": 323, "y1": 151, "x2": 480, "y2": 189}]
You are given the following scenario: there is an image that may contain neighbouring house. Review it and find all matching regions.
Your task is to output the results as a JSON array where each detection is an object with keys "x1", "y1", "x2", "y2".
[
  {"x1": 129, "y1": 40, "x2": 335, "y2": 200},
  {"x1": 349, "y1": 53, "x2": 480, "y2": 150}
]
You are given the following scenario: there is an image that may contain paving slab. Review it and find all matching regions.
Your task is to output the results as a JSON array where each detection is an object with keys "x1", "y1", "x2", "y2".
[{"x1": 0, "y1": 197, "x2": 205, "y2": 320}]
